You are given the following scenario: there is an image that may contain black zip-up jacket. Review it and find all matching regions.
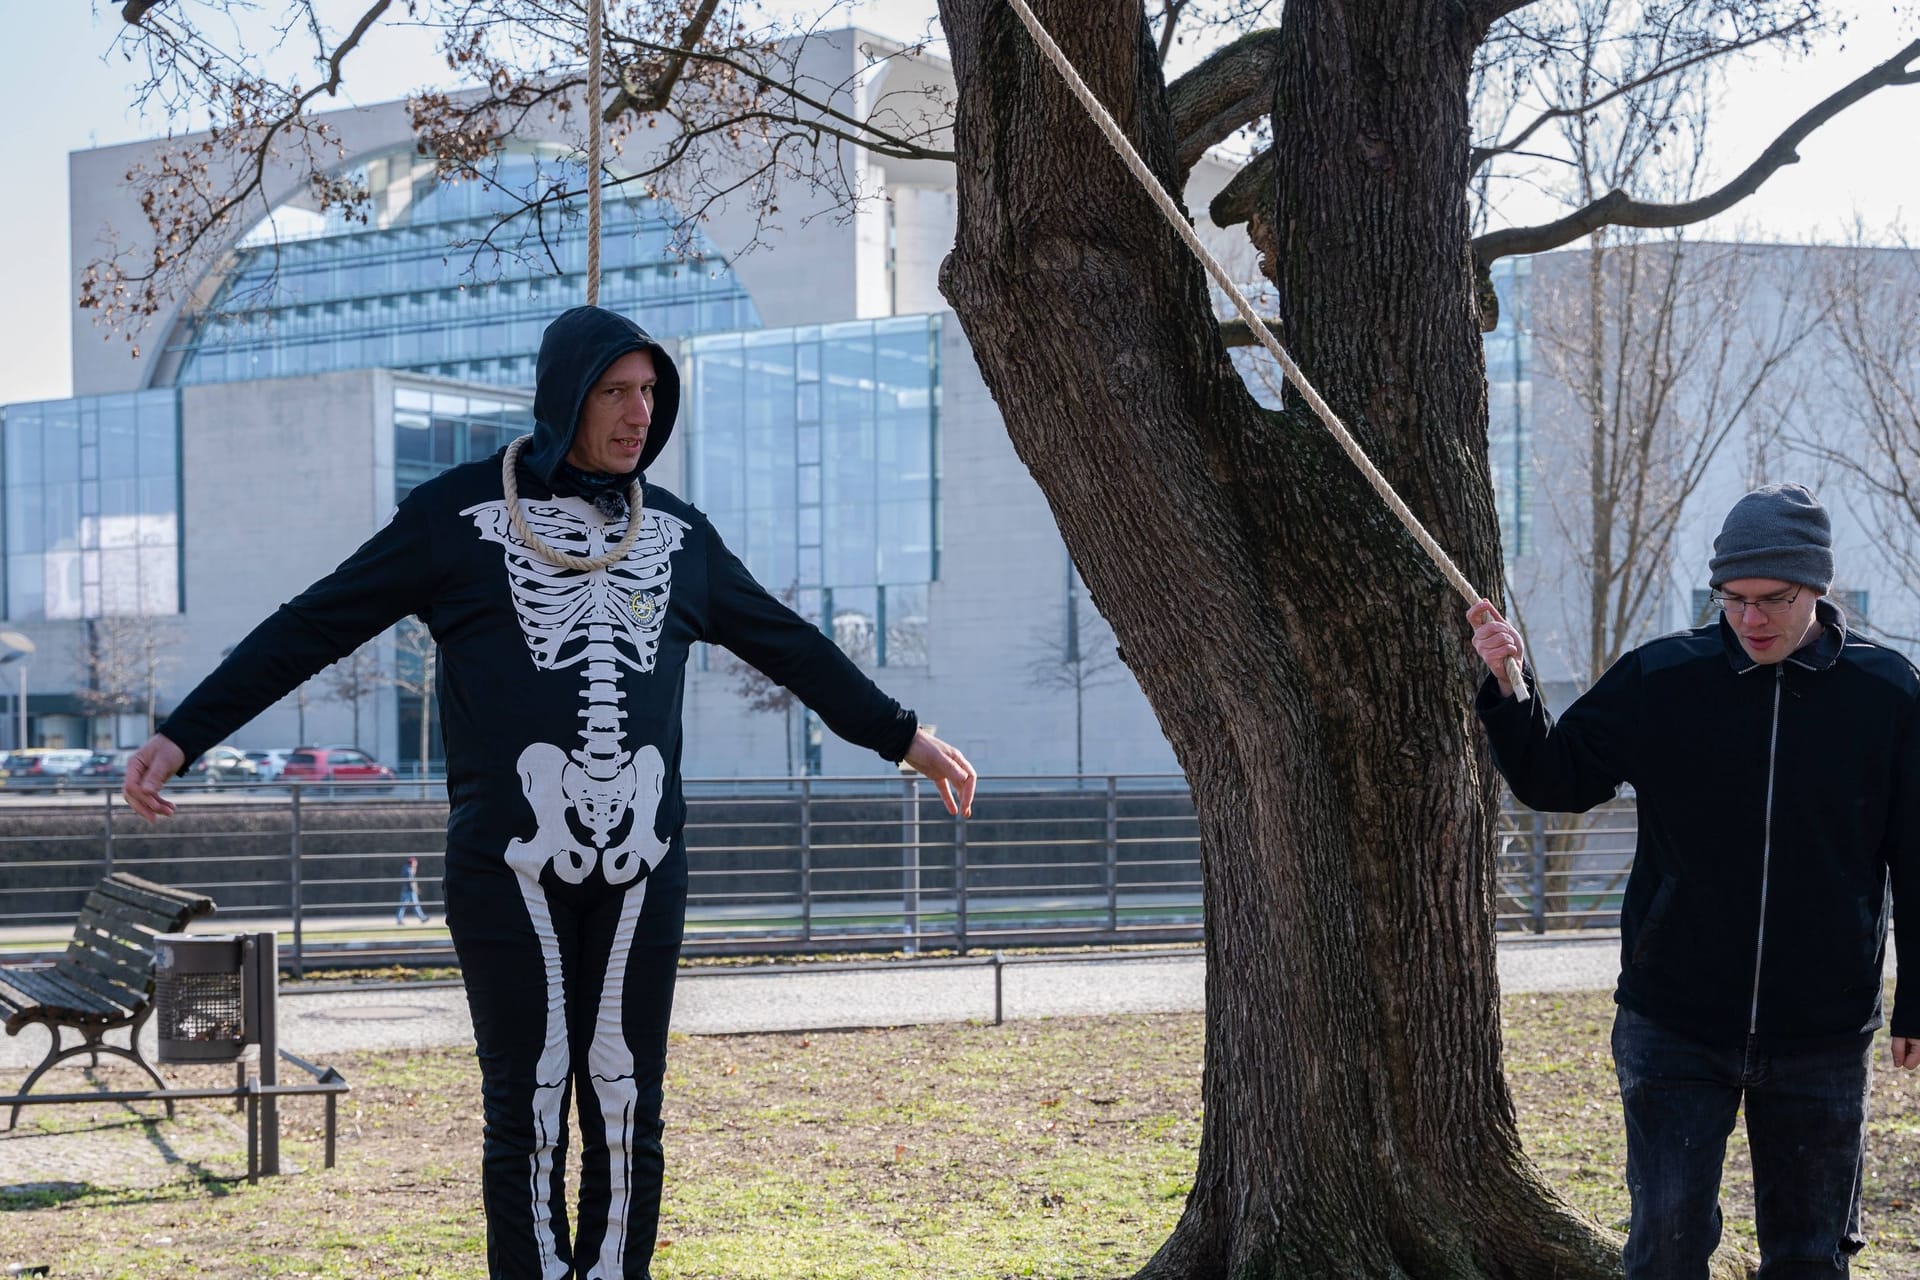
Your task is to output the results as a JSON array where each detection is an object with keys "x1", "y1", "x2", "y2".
[
  {"x1": 1477, "y1": 599, "x2": 1918, "y2": 1045},
  {"x1": 160, "y1": 308, "x2": 916, "y2": 869}
]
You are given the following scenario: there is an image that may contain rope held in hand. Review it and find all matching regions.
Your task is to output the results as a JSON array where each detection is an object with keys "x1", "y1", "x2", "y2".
[{"x1": 1000, "y1": 0, "x2": 1529, "y2": 700}]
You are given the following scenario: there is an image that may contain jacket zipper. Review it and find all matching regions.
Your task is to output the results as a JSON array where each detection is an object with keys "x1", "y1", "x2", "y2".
[{"x1": 1748, "y1": 665, "x2": 1784, "y2": 1036}]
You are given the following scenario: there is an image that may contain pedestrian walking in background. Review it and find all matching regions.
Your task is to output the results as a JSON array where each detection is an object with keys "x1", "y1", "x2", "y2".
[{"x1": 397, "y1": 854, "x2": 428, "y2": 925}]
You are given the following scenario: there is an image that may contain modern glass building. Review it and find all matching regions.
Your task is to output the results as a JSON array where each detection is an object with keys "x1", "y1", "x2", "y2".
[
  {"x1": 392, "y1": 385, "x2": 535, "y2": 503},
  {"x1": 682, "y1": 315, "x2": 941, "y2": 670},
  {"x1": 155, "y1": 143, "x2": 760, "y2": 390},
  {"x1": 1, "y1": 390, "x2": 181, "y2": 621}
]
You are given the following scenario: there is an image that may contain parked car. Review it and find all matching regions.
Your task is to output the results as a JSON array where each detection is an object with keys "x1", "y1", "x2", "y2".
[
  {"x1": 244, "y1": 748, "x2": 295, "y2": 780},
  {"x1": 77, "y1": 748, "x2": 138, "y2": 780},
  {"x1": 279, "y1": 746, "x2": 397, "y2": 793},
  {"x1": 187, "y1": 744, "x2": 260, "y2": 784},
  {"x1": 1, "y1": 748, "x2": 95, "y2": 786}
]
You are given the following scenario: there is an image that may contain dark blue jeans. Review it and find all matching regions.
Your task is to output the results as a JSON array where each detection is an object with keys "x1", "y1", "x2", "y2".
[{"x1": 1612, "y1": 1006, "x2": 1874, "y2": 1279}]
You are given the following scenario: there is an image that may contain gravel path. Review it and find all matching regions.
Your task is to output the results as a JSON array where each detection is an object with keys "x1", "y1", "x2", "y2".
[{"x1": 0, "y1": 932, "x2": 1646, "y2": 1067}]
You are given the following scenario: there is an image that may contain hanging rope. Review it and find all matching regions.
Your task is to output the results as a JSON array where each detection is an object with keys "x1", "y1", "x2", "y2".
[
  {"x1": 1002, "y1": 0, "x2": 1528, "y2": 700},
  {"x1": 585, "y1": 0, "x2": 605, "y2": 307},
  {"x1": 499, "y1": 0, "x2": 644, "y2": 576}
]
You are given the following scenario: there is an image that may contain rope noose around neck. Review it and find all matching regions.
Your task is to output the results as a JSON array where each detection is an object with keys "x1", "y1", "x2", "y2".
[{"x1": 502, "y1": 434, "x2": 645, "y2": 572}]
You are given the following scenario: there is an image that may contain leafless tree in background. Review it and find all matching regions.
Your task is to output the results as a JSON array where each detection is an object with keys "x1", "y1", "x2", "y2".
[
  {"x1": 75, "y1": 614, "x2": 180, "y2": 744},
  {"x1": 1787, "y1": 230, "x2": 1920, "y2": 646},
  {"x1": 322, "y1": 639, "x2": 388, "y2": 750},
  {"x1": 1024, "y1": 572, "x2": 1125, "y2": 776}
]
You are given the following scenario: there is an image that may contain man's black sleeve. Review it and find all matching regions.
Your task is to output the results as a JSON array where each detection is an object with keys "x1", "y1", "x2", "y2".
[
  {"x1": 700, "y1": 521, "x2": 917, "y2": 763},
  {"x1": 1887, "y1": 698, "x2": 1920, "y2": 1039},
  {"x1": 158, "y1": 495, "x2": 441, "y2": 768},
  {"x1": 1474, "y1": 652, "x2": 1639, "y2": 813}
]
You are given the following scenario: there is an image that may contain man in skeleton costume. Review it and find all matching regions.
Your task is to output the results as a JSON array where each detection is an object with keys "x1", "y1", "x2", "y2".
[{"x1": 122, "y1": 305, "x2": 979, "y2": 1279}]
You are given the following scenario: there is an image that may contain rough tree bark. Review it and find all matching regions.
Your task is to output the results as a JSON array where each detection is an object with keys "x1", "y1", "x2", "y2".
[{"x1": 937, "y1": 0, "x2": 1696, "y2": 1274}]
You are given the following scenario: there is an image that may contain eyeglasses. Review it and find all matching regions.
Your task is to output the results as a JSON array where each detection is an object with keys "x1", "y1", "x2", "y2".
[{"x1": 1709, "y1": 587, "x2": 1801, "y2": 618}]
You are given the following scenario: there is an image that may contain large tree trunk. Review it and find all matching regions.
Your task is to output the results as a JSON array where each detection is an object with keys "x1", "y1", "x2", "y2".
[{"x1": 936, "y1": 1, "x2": 1727, "y2": 1275}]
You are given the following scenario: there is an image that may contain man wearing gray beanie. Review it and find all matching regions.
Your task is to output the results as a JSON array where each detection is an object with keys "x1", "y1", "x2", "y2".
[{"x1": 1466, "y1": 482, "x2": 1918, "y2": 1278}]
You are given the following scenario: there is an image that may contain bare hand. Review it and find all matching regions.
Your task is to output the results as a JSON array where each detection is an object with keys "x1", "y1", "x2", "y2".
[
  {"x1": 1466, "y1": 599, "x2": 1525, "y2": 698},
  {"x1": 903, "y1": 729, "x2": 977, "y2": 818},
  {"x1": 122, "y1": 733, "x2": 185, "y2": 823},
  {"x1": 1893, "y1": 1036, "x2": 1920, "y2": 1070}
]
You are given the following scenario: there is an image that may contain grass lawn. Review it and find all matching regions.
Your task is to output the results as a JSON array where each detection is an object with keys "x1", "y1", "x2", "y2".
[{"x1": 1, "y1": 989, "x2": 1915, "y2": 1278}]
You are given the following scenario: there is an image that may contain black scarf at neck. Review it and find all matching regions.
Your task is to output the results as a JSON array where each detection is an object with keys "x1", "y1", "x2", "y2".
[{"x1": 551, "y1": 461, "x2": 637, "y2": 521}]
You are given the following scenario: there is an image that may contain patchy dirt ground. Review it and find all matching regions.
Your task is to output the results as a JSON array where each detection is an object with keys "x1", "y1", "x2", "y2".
[
  {"x1": 0, "y1": 1014, "x2": 1201, "y2": 1280},
  {"x1": 1, "y1": 993, "x2": 1916, "y2": 1279}
]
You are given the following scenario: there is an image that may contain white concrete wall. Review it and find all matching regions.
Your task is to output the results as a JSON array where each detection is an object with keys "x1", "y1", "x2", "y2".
[{"x1": 172, "y1": 370, "x2": 389, "y2": 754}]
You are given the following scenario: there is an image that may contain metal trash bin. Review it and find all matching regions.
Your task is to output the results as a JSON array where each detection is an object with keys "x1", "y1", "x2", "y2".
[
  {"x1": 152, "y1": 931, "x2": 281, "y2": 1174},
  {"x1": 154, "y1": 934, "x2": 248, "y2": 1063}
]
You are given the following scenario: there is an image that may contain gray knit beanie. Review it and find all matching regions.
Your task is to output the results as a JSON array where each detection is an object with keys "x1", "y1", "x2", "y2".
[{"x1": 1708, "y1": 483, "x2": 1833, "y2": 591}]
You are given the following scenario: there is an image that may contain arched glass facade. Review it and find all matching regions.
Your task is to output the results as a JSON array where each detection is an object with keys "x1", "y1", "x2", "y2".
[{"x1": 160, "y1": 144, "x2": 760, "y2": 389}]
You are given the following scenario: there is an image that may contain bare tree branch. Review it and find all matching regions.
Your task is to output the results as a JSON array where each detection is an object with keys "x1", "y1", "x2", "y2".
[
  {"x1": 1165, "y1": 28, "x2": 1280, "y2": 173},
  {"x1": 85, "y1": 0, "x2": 397, "y2": 343},
  {"x1": 1205, "y1": 142, "x2": 1273, "y2": 230},
  {"x1": 1218, "y1": 316, "x2": 1284, "y2": 348},
  {"x1": 1475, "y1": 38, "x2": 1920, "y2": 266},
  {"x1": 89, "y1": 1, "x2": 956, "y2": 343},
  {"x1": 603, "y1": 0, "x2": 724, "y2": 118},
  {"x1": 1469, "y1": 17, "x2": 1816, "y2": 171}
]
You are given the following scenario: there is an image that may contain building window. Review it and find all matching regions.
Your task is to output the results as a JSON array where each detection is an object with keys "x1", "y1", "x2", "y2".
[
  {"x1": 685, "y1": 315, "x2": 941, "y2": 668},
  {"x1": 393, "y1": 384, "x2": 535, "y2": 502},
  {"x1": 2, "y1": 391, "x2": 182, "y2": 620},
  {"x1": 161, "y1": 142, "x2": 761, "y2": 391},
  {"x1": 1831, "y1": 587, "x2": 1870, "y2": 625}
]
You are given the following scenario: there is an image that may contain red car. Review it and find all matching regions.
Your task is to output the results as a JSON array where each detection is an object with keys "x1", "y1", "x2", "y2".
[{"x1": 278, "y1": 746, "x2": 397, "y2": 793}]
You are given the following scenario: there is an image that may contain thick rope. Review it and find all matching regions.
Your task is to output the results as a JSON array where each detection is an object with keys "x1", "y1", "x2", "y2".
[
  {"x1": 503, "y1": 434, "x2": 646, "y2": 572},
  {"x1": 585, "y1": 0, "x2": 604, "y2": 306},
  {"x1": 499, "y1": 2, "x2": 635, "y2": 575},
  {"x1": 1002, "y1": 0, "x2": 1528, "y2": 700}
]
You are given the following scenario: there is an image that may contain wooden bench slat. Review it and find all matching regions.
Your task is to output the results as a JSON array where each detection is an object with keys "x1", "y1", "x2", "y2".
[
  {"x1": 59, "y1": 937, "x2": 153, "y2": 993},
  {"x1": 103, "y1": 871, "x2": 214, "y2": 916},
  {"x1": 17, "y1": 968, "x2": 127, "y2": 1016},
  {"x1": 93, "y1": 874, "x2": 213, "y2": 923},
  {"x1": 71, "y1": 905, "x2": 176, "y2": 955},
  {"x1": 2, "y1": 969, "x2": 126, "y2": 1023},
  {"x1": 84, "y1": 894, "x2": 186, "y2": 937},
  {"x1": 69, "y1": 910, "x2": 161, "y2": 971},
  {"x1": 53, "y1": 955, "x2": 148, "y2": 1008}
]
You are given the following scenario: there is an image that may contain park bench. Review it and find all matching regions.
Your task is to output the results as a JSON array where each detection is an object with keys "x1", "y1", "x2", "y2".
[{"x1": 0, "y1": 871, "x2": 215, "y2": 1129}]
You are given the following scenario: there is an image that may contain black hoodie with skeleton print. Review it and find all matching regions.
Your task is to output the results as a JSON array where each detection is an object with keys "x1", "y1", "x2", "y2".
[{"x1": 159, "y1": 306, "x2": 918, "y2": 865}]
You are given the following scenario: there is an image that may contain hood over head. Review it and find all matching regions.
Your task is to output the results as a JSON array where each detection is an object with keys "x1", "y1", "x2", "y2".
[{"x1": 523, "y1": 306, "x2": 680, "y2": 487}]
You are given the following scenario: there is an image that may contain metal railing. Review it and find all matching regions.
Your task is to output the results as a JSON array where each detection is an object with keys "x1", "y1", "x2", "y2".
[
  {"x1": 0, "y1": 774, "x2": 1203, "y2": 973},
  {"x1": 0, "y1": 776, "x2": 1629, "y2": 972},
  {"x1": 1495, "y1": 799, "x2": 1636, "y2": 934}
]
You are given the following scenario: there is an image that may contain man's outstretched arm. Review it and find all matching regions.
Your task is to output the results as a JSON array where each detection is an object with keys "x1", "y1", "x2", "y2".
[{"x1": 124, "y1": 496, "x2": 441, "y2": 822}]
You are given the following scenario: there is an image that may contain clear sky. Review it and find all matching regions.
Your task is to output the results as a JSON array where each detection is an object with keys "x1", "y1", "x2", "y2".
[{"x1": 2, "y1": 1, "x2": 1913, "y2": 408}]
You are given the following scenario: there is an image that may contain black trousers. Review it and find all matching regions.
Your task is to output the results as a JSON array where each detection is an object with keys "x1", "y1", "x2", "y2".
[
  {"x1": 447, "y1": 839, "x2": 687, "y2": 1280},
  {"x1": 1612, "y1": 1006, "x2": 1874, "y2": 1279}
]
